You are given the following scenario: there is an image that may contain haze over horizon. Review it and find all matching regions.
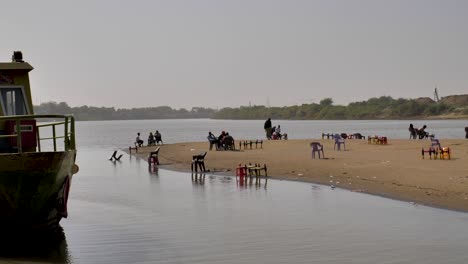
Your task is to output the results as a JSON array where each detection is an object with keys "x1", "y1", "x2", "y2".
[{"x1": 1, "y1": 0, "x2": 467, "y2": 109}]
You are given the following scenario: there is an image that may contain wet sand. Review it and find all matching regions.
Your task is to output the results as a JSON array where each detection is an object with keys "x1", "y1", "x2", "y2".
[{"x1": 131, "y1": 139, "x2": 468, "y2": 212}]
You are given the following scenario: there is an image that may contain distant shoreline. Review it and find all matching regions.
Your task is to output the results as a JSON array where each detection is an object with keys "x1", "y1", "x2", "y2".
[
  {"x1": 74, "y1": 116, "x2": 468, "y2": 122},
  {"x1": 127, "y1": 139, "x2": 468, "y2": 213},
  {"x1": 35, "y1": 94, "x2": 468, "y2": 121}
]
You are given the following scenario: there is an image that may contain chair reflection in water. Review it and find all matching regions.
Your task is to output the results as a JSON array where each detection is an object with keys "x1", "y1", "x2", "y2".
[
  {"x1": 191, "y1": 172, "x2": 205, "y2": 184},
  {"x1": 236, "y1": 164, "x2": 268, "y2": 188},
  {"x1": 310, "y1": 142, "x2": 324, "y2": 159}
]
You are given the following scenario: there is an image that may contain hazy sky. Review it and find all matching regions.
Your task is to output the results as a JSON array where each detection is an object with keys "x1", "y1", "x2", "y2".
[{"x1": 1, "y1": 0, "x2": 467, "y2": 109}]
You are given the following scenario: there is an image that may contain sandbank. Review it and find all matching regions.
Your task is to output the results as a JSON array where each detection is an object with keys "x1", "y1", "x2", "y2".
[{"x1": 130, "y1": 139, "x2": 468, "y2": 212}]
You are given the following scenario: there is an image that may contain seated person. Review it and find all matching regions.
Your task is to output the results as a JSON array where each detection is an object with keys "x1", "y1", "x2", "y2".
[
  {"x1": 221, "y1": 132, "x2": 235, "y2": 150},
  {"x1": 352, "y1": 133, "x2": 365, "y2": 139},
  {"x1": 417, "y1": 125, "x2": 428, "y2": 139},
  {"x1": 218, "y1": 131, "x2": 226, "y2": 143},
  {"x1": 155, "y1": 130, "x2": 163, "y2": 145},
  {"x1": 276, "y1": 125, "x2": 283, "y2": 139},
  {"x1": 148, "y1": 132, "x2": 155, "y2": 145},
  {"x1": 207, "y1": 131, "x2": 219, "y2": 150},
  {"x1": 136, "y1": 132, "x2": 144, "y2": 147},
  {"x1": 271, "y1": 132, "x2": 279, "y2": 140},
  {"x1": 409, "y1": 124, "x2": 417, "y2": 139},
  {"x1": 271, "y1": 126, "x2": 282, "y2": 140}
]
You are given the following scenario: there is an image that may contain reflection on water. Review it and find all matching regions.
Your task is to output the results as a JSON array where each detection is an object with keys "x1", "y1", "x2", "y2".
[
  {"x1": 2, "y1": 148, "x2": 468, "y2": 264},
  {"x1": 191, "y1": 172, "x2": 205, "y2": 185},
  {"x1": 0, "y1": 227, "x2": 71, "y2": 263},
  {"x1": 148, "y1": 164, "x2": 159, "y2": 175},
  {"x1": 236, "y1": 174, "x2": 268, "y2": 189}
]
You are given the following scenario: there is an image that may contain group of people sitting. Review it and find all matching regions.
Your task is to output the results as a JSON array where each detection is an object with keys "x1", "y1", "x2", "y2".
[
  {"x1": 270, "y1": 125, "x2": 287, "y2": 140},
  {"x1": 409, "y1": 124, "x2": 432, "y2": 139},
  {"x1": 207, "y1": 131, "x2": 235, "y2": 150},
  {"x1": 135, "y1": 131, "x2": 163, "y2": 147},
  {"x1": 322, "y1": 133, "x2": 365, "y2": 140},
  {"x1": 148, "y1": 130, "x2": 163, "y2": 145}
]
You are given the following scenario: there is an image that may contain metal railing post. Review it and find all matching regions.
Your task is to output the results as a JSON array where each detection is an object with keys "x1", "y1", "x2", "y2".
[
  {"x1": 36, "y1": 126, "x2": 41, "y2": 152},
  {"x1": 64, "y1": 116, "x2": 69, "y2": 151},
  {"x1": 70, "y1": 116, "x2": 75, "y2": 150},
  {"x1": 52, "y1": 124, "x2": 57, "y2": 152}
]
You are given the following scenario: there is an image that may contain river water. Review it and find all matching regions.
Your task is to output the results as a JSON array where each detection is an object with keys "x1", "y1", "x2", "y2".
[{"x1": 1, "y1": 119, "x2": 467, "y2": 264}]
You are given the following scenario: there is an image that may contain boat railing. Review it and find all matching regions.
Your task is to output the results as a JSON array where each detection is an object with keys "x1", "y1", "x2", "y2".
[{"x1": 0, "y1": 114, "x2": 75, "y2": 153}]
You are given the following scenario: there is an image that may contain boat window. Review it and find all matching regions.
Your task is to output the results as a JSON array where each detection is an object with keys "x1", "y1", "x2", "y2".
[{"x1": 0, "y1": 87, "x2": 29, "y2": 115}]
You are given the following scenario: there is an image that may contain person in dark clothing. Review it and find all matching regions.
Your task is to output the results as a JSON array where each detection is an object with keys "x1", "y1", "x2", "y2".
[
  {"x1": 465, "y1": 127, "x2": 468, "y2": 139},
  {"x1": 352, "y1": 133, "x2": 365, "y2": 139},
  {"x1": 417, "y1": 125, "x2": 428, "y2": 139},
  {"x1": 409, "y1": 124, "x2": 417, "y2": 139},
  {"x1": 155, "y1": 130, "x2": 163, "y2": 145},
  {"x1": 222, "y1": 132, "x2": 235, "y2": 150},
  {"x1": 217, "y1": 131, "x2": 226, "y2": 148},
  {"x1": 148, "y1": 132, "x2": 155, "y2": 145},
  {"x1": 264, "y1": 118, "x2": 272, "y2": 139}
]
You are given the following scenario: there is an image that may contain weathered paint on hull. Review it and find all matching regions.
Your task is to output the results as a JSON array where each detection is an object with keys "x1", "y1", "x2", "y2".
[{"x1": 0, "y1": 151, "x2": 76, "y2": 232}]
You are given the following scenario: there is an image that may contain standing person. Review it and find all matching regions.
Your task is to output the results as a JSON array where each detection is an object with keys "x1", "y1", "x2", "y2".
[
  {"x1": 465, "y1": 127, "x2": 468, "y2": 139},
  {"x1": 136, "y1": 132, "x2": 144, "y2": 147},
  {"x1": 155, "y1": 130, "x2": 163, "y2": 145},
  {"x1": 264, "y1": 118, "x2": 272, "y2": 140}
]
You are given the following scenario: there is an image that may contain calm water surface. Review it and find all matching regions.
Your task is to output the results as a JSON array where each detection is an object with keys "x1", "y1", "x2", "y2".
[{"x1": 2, "y1": 119, "x2": 467, "y2": 264}]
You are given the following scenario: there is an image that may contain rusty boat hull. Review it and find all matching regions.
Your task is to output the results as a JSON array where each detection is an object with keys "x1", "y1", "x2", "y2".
[{"x1": 0, "y1": 150, "x2": 77, "y2": 232}]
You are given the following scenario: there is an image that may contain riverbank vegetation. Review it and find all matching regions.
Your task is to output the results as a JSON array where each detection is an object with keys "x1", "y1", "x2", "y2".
[
  {"x1": 34, "y1": 95, "x2": 468, "y2": 121},
  {"x1": 34, "y1": 102, "x2": 216, "y2": 120}
]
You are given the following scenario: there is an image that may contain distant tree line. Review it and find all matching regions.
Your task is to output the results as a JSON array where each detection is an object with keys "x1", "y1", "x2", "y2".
[
  {"x1": 34, "y1": 102, "x2": 216, "y2": 121},
  {"x1": 34, "y1": 95, "x2": 468, "y2": 121},
  {"x1": 212, "y1": 96, "x2": 468, "y2": 120}
]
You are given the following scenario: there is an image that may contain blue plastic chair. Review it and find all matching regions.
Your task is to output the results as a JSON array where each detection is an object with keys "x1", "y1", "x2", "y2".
[
  {"x1": 333, "y1": 134, "x2": 345, "y2": 151},
  {"x1": 431, "y1": 138, "x2": 441, "y2": 149}
]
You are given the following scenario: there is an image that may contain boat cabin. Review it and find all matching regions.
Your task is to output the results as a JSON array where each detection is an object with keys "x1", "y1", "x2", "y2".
[{"x1": 0, "y1": 51, "x2": 36, "y2": 153}]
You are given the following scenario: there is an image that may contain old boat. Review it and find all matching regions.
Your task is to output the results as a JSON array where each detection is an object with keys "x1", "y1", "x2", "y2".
[{"x1": 0, "y1": 52, "x2": 78, "y2": 232}]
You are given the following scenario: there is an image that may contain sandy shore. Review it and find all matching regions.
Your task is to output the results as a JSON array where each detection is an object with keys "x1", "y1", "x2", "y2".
[{"x1": 130, "y1": 138, "x2": 468, "y2": 212}]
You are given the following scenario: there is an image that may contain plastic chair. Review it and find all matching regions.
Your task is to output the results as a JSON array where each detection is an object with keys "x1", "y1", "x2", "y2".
[
  {"x1": 333, "y1": 134, "x2": 345, "y2": 151},
  {"x1": 310, "y1": 142, "x2": 324, "y2": 159},
  {"x1": 431, "y1": 138, "x2": 441, "y2": 149},
  {"x1": 148, "y1": 147, "x2": 160, "y2": 165},
  {"x1": 191, "y1": 152, "x2": 207, "y2": 172}
]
